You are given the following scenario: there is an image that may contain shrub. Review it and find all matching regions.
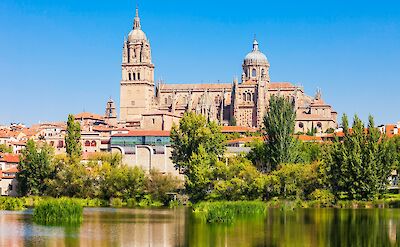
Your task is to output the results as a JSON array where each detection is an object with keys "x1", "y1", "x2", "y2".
[
  {"x1": 0, "y1": 197, "x2": 24, "y2": 210},
  {"x1": 126, "y1": 198, "x2": 137, "y2": 208},
  {"x1": 110, "y1": 198, "x2": 123, "y2": 208},
  {"x1": 309, "y1": 189, "x2": 335, "y2": 207},
  {"x1": 33, "y1": 198, "x2": 83, "y2": 225},
  {"x1": 138, "y1": 195, "x2": 163, "y2": 208}
]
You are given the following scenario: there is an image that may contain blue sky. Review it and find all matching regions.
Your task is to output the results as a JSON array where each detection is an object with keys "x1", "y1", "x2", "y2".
[{"x1": 1, "y1": 0, "x2": 399, "y2": 125}]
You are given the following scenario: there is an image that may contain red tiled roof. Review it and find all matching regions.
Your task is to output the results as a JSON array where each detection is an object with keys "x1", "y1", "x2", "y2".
[
  {"x1": 4, "y1": 166, "x2": 19, "y2": 173},
  {"x1": 227, "y1": 136, "x2": 264, "y2": 144},
  {"x1": 221, "y1": 126, "x2": 257, "y2": 133},
  {"x1": 0, "y1": 154, "x2": 20, "y2": 163},
  {"x1": 74, "y1": 112, "x2": 104, "y2": 121},
  {"x1": 294, "y1": 135, "x2": 323, "y2": 142},
  {"x1": 269, "y1": 82, "x2": 297, "y2": 89},
  {"x1": 112, "y1": 130, "x2": 171, "y2": 137}
]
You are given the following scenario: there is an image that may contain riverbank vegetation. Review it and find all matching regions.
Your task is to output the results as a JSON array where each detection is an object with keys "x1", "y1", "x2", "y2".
[
  {"x1": 15, "y1": 114, "x2": 182, "y2": 207},
  {"x1": 33, "y1": 198, "x2": 83, "y2": 225},
  {"x1": 193, "y1": 201, "x2": 266, "y2": 223},
  {"x1": 171, "y1": 96, "x2": 400, "y2": 213}
]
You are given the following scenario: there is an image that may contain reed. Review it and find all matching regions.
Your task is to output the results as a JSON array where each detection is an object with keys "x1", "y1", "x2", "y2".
[
  {"x1": 0, "y1": 197, "x2": 24, "y2": 210},
  {"x1": 193, "y1": 201, "x2": 267, "y2": 223},
  {"x1": 33, "y1": 198, "x2": 83, "y2": 225}
]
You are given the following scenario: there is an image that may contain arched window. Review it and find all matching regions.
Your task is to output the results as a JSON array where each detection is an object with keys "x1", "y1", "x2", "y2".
[
  {"x1": 299, "y1": 122, "x2": 304, "y2": 128},
  {"x1": 138, "y1": 73, "x2": 141, "y2": 80},
  {"x1": 133, "y1": 73, "x2": 136, "y2": 80},
  {"x1": 247, "y1": 93, "x2": 252, "y2": 101},
  {"x1": 317, "y1": 122, "x2": 322, "y2": 128},
  {"x1": 242, "y1": 93, "x2": 246, "y2": 101},
  {"x1": 91, "y1": 140, "x2": 96, "y2": 147},
  {"x1": 252, "y1": 69, "x2": 257, "y2": 77},
  {"x1": 261, "y1": 68, "x2": 265, "y2": 75},
  {"x1": 85, "y1": 141, "x2": 91, "y2": 147},
  {"x1": 128, "y1": 73, "x2": 132, "y2": 81}
]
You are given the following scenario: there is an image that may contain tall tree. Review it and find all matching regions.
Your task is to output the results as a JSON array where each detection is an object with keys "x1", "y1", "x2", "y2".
[
  {"x1": 17, "y1": 139, "x2": 54, "y2": 196},
  {"x1": 65, "y1": 114, "x2": 82, "y2": 160},
  {"x1": 262, "y1": 95, "x2": 297, "y2": 171},
  {"x1": 326, "y1": 114, "x2": 394, "y2": 200},
  {"x1": 170, "y1": 111, "x2": 226, "y2": 171}
]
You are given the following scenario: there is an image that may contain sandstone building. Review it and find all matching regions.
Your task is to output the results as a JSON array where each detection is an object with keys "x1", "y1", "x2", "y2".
[{"x1": 119, "y1": 8, "x2": 337, "y2": 133}]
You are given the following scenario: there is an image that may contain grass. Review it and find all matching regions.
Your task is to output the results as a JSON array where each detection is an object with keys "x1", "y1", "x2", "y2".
[
  {"x1": 0, "y1": 197, "x2": 24, "y2": 210},
  {"x1": 33, "y1": 197, "x2": 83, "y2": 225},
  {"x1": 193, "y1": 201, "x2": 267, "y2": 223}
]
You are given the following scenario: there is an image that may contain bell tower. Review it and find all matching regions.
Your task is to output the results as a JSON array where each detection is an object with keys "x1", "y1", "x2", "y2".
[{"x1": 120, "y1": 7, "x2": 155, "y2": 124}]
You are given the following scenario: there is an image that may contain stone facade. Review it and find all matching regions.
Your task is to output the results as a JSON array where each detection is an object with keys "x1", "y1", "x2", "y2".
[{"x1": 119, "y1": 8, "x2": 338, "y2": 133}]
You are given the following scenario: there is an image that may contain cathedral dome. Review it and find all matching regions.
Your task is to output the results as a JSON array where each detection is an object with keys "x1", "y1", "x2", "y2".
[
  {"x1": 128, "y1": 29, "x2": 147, "y2": 42},
  {"x1": 128, "y1": 7, "x2": 147, "y2": 43},
  {"x1": 244, "y1": 39, "x2": 269, "y2": 65}
]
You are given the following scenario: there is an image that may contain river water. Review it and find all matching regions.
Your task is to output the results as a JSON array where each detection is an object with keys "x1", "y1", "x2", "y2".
[{"x1": 0, "y1": 207, "x2": 399, "y2": 246}]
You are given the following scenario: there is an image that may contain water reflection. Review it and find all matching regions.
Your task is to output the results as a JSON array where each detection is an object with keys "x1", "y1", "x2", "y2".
[{"x1": 0, "y1": 208, "x2": 399, "y2": 246}]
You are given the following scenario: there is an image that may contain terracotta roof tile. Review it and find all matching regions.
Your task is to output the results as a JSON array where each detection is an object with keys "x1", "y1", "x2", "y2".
[
  {"x1": 221, "y1": 126, "x2": 257, "y2": 133},
  {"x1": 74, "y1": 112, "x2": 104, "y2": 121}
]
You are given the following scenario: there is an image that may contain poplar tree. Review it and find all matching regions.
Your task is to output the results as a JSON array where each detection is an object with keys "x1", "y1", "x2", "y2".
[
  {"x1": 262, "y1": 95, "x2": 298, "y2": 171},
  {"x1": 65, "y1": 114, "x2": 82, "y2": 160},
  {"x1": 326, "y1": 114, "x2": 394, "y2": 200}
]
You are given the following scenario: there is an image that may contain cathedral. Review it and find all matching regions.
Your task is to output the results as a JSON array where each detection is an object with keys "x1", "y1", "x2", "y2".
[{"x1": 118, "y1": 8, "x2": 337, "y2": 133}]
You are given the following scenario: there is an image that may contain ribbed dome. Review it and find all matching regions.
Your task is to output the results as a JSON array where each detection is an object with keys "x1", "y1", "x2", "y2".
[
  {"x1": 128, "y1": 7, "x2": 147, "y2": 43},
  {"x1": 128, "y1": 29, "x2": 147, "y2": 42},
  {"x1": 244, "y1": 39, "x2": 269, "y2": 65}
]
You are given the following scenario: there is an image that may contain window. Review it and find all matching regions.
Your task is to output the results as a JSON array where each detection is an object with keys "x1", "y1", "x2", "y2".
[
  {"x1": 85, "y1": 141, "x2": 91, "y2": 147},
  {"x1": 317, "y1": 122, "x2": 322, "y2": 128},
  {"x1": 152, "y1": 118, "x2": 155, "y2": 124},
  {"x1": 299, "y1": 122, "x2": 304, "y2": 128},
  {"x1": 252, "y1": 69, "x2": 257, "y2": 77},
  {"x1": 242, "y1": 93, "x2": 246, "y2": 101},
  {"x1": 91, "y1": 140, "x2": 96, "y2": 147},
  {"x1": 138, "y1": 73, "x2": 141, "y2": 80},
  {"x1": 247, "y1": 93, "x2": 252, "y2": 101},
  {"x1": 128, "y1": 73, "x2": 132, "y2": 81},
  {"x1": 133, "y1": 73, "x2": 136, "y2": 80},
  {"x1": 8, "y1": 184, "x2": 12, "y2": 191},
  {"x1": 131, "y1": 101, "x2": 135, "y2": 106},
  {"x1": 164, "y1": 98, "x2": 168, "y2": 104},
  {"x1": 50, "y1": 141, "x2": 54, "y2": 146}
]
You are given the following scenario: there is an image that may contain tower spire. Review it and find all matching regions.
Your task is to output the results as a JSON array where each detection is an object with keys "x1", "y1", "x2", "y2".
[{"x1": 133, "y1": 5, "x2": 141, "y2": 30}]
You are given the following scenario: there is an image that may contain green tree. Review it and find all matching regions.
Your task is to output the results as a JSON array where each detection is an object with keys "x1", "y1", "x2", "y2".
[
  {"x1": 101, "y1": 165, "x2": 146, "y2": 201},
  {"x1": 170, "y1": 112, "x2": 226, "y2": 172},
  {"x1": 0, "y1": 144, "x2": 13, "y2": 153},
  {"x1": 146, "y1": 169, "x2": 182, "y2": 205},
  {"x1": 325, "y1": 114, "x2": 394, "y2": 200},
  {"x1": 65, "y1": 114, "x2": 82, "y2": 160},
  {"x1": 262, "y1": 95, "x2": 297, "y2": 171},
  {"x1": 17, "y1": 139, "x2": 54, "y2": 196}
]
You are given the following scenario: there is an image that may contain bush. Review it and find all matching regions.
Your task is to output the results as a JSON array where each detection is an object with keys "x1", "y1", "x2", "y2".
[
  {"x1": 0, "y1": 197, "x2": 24, "y2": 210},
  {"x1": 33, "y1": 198, "x2": 83, "y2": 225},
  {"x1": 138, "y1": 195, "x2": 163, "y2": 208},
  {"x1": 126, "y1": 198, "x2": 137, "y2": 208},
  {"x1": 22, "y1": 196, "x2": 44, "y2": 208},
  {"x1": 110, "y1": 198, "x2": 123, "y2": 208},
  {"x1": 309, "y1": 189, "x2": 335, "y2": 207},
  {"x1": 193, "y1": 201, "x2": 266, "y2": 223}
]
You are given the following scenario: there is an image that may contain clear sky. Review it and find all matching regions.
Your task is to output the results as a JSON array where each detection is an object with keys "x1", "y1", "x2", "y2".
[{"x1": 1, "y1": 0, "x2": 399, "y2": 126}]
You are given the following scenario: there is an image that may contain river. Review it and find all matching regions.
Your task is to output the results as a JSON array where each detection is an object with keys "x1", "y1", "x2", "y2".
[{"x1": 0, "y1": 207, "x2": 399, "y2": 246}]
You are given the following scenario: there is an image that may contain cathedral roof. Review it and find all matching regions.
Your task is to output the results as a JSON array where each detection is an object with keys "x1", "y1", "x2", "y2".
[
  {"x1": 160, "y1": 83, "x2": 231, "y2": 91},
  {"x1": 244, "y1": 39, "x2": 269, "y2": 65}
]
